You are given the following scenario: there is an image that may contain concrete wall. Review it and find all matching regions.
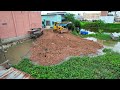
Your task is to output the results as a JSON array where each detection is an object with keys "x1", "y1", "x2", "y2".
[
  {"x1": 42, "y1": 15, "x2": 62, "y2": 27},
  {"x1": 100, "y1": 16, "x2": 114, "y2": 23},
  {"x1": 0, "y1": 11, "x2": 42, "y2": 44}
]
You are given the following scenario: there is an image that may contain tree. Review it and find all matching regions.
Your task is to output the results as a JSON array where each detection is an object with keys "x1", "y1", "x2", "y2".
[
  {"x1": 74, "y1": 20, "x2": 81, "y2": 33},
  {"x1": 64, "y1": 13, "x2": 81, "y2": 33},
  {"x1": 64, "y1": 13, "x2": 75, "y2": 23},
  {"x1": 74, "y1": 20, "x2": 81, "y2": 27}
]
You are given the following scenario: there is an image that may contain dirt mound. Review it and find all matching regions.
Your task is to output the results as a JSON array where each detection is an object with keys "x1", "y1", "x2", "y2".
[{"x1": 30, "y1": 30, "x2": 103, "y2": 66}]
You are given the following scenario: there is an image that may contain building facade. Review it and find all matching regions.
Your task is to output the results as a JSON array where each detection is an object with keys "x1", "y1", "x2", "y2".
[
  {"x1": 75, "y1": 14, "x2": 84, "y2": 21},
  {"x1": 42, "y1": 14, "x2": 62, "y2": 28},
  {"x1": 0, "y1": 11, "x2": 42, "y2": 43},
  {"x1": 83, "y1": 12, "x2": 101, "y2": 21},
  {"x1": 100, "y1": 11, "x2": 115, "y2": 23},
  {"x1": 41, "y1": 12, "x2": 67, "y2": 28}
]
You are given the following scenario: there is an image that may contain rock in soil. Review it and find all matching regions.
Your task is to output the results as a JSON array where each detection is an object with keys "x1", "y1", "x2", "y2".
[{"x1": 30, "y1": 30, "x2": 103, "y2": 66}]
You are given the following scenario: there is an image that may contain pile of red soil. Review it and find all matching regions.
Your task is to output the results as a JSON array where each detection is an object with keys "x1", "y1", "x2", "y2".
[{"x1": 30, "y1": 30, "x2": 103, "y2": 66}]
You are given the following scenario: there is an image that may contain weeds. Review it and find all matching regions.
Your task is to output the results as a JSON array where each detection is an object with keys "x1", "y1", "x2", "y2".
[
  {"x1": 13, "y1": 49, "x2": 120, "y2": 79},
  {"x1": 80, "y1": 33, "x2": 111, "y2": 40}
]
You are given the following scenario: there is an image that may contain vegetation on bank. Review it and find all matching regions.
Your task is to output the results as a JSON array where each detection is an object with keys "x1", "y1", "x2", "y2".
[
  {"x1": 81, "y1": 21, "x2": 120, "y2": 33},
  {"x1": 71, "y1": 30, "x2": 112, "y2": 41},
  {"x1": 65, "y1": 13, "x2": 120, "y2": 33},
  {"x1": 13, "y1": 48, "x2": 120, "y2": 79},
  {"x1": 80, "y1": 33, "x2": 112, "y2": 40}
]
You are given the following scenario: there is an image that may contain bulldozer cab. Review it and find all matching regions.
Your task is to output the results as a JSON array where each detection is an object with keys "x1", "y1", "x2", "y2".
[
  {"x1": 53, "y1": 22, "x2": 64, "y2": 30},
  {"x1": 53, "y1": 22, "x2": 69, "y2": 34}
]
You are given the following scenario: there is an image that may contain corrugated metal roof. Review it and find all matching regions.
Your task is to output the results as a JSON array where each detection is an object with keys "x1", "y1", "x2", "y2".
[{"x1": 0, "y1": 66, "x2": 34, "y2": 79}]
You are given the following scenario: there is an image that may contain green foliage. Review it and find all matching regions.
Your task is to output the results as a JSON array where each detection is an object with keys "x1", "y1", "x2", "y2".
[
  {"x1": 64, "y1": 13, "x2": 81, "y2": 32},
  {"x1": 64, "y1": 13, "x2": 75, "y2": 23},
  {"x1": 98, "y1": 29, "x2": 104, "y2": 34},
  {"x1": 81, "y1": 33, "x2": 111, "y2": 40},
  {"x1": 103, "y1": 48, "x2": 112, "y2": 52},
  {"x1": 67, "y1": 23, "x2": 75, "y2": 31},
  {"x1": 81, "y1": 21, "x2": 120, "y2": 33},
  {"x1": 74, "y1": 19, "x2": 81, "y2": 28},
  {"x1": 14, "y1": 49, "x2": 120, "y2": 79},
  {"x1": 71, "y1": 30, "x2": 79, "y2": 36}
]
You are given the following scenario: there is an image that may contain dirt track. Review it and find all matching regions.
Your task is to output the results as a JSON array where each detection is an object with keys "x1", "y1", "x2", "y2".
[{"x1": 30, "y1": 30, "x2": 103, "y2": 66}]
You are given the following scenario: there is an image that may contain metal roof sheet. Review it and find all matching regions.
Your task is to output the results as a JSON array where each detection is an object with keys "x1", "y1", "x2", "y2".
[{"x1": 0, "y1": 66, "x2": 33, "y2": 79}]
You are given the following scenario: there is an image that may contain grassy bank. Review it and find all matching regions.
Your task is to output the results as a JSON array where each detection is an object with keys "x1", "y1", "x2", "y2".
[
  {"x1": 71, "y1": 30, "x2": 112, "y2": 41},
  {"x1": 81, "y1": 21, "x2": 120, "y2": 33},
  {"x1": 80, "y1": 33, "x2": 111, "y2": 40},
  {"x1": 13, "y1": 49, "x2": 120, "y2": 79}
]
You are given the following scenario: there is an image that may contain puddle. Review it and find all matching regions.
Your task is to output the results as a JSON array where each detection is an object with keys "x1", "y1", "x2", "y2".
[
  {"x1": 0, "y1": 40, "x2": 33, "y2": 64},
  {"x1": 112, "y1": 42, "x2": 120, "y2": 53},
  {"x1": 84, "y1": 37, "x2": 120, "y2": 54},
  {"x1": 84, "y1": 37, "x2": 97, "y2": 42}
]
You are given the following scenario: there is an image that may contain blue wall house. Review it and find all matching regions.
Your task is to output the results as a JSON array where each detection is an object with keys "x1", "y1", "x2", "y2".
[{"x1": 42, "y1": 12, "x2": 67, "y2": 28}]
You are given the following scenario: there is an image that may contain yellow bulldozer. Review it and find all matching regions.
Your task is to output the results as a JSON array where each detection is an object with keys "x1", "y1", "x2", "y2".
[{"x1": 53, "y1": 22, "x2": 69, "y2": 34}]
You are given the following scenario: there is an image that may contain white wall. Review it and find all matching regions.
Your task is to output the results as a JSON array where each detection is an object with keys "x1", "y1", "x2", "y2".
[{"x1": 100, "y1": 16, "x2": 114, "y2": 23}]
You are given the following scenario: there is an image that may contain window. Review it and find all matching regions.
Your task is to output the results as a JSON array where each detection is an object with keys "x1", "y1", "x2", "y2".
[
  {"x1": 46, "y1": 21, "x2": 50, "y2": 26},
  {"x1": 42, "y1": 21, "x2": 44, "y2": 24},
  {"x1": 52, "y1": 21, "x2": 54, "y2": 25}
]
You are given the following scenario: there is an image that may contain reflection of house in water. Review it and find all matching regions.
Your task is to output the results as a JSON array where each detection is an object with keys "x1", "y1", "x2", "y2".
[{"x1": 41, "y1": 12, "x2": 67, "y2": 28}]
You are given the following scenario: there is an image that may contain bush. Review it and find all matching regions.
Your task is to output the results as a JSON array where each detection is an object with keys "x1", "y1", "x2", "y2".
[
  {"x1": 74, "y1": 20, "x2": 81, "y2": 28},
  {"x1": 71, "y1": 30, "x2": 79, "y2": 36},
  {"x1": 82, "y1": 21, "x2": 120, "y2": 33},
  {"x1": 67, "y1": 23, "x2": 75, "y2": 31},
  {"x1": 81, "y1": 33, "x2": 111, "y2": 40}
]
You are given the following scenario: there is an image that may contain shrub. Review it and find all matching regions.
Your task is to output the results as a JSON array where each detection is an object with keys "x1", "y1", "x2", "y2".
[
  {"x1": 74, "y1": 20, "x2": 81, "y2": 28},
  {"x1": 71, "y1": 30, "x2": 79, "y2": 36},
  {"x1": 67, "y1": 23, "x2": 75, "y2": 31},
  {"x1": 82, "y1": 21, "x2": 120, "y2": 33}
]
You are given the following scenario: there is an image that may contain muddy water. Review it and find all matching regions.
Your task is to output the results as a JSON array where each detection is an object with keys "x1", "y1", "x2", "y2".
[
  {"x1": 84, "y1": 37, "x2": 120, "y2": 53},
  {"x1": 0, "y1": 40, "x2": 33, "y2": 65}
]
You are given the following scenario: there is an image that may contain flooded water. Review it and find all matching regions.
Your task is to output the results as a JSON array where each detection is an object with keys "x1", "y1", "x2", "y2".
[
  {"x1": 84, "y1": 37, "x2": 120, "y2": 53},
  {"x1": 0, "y1": 40, "x2": 33, "y2": 65}
]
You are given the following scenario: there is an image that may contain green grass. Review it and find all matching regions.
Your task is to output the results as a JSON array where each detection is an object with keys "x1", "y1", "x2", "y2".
[
  {"x1": 71, "y1": 30, "x2": 79, "y2": 36},
  {"x1": 13, "y1": 49, "x2": 120, "y2": 79},
  {"x1": 71, "y1": 30, "x2": 112, "y2": 41},
  {"x1": 80, "y1": 21, "x2": 120, "y2": 33},
  {"x1": 80, "y1": 33, "x2": 112, "y2": 40}
]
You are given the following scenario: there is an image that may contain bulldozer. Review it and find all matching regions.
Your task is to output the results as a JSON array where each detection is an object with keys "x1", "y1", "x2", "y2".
[{"x1": 53, "y1": 22, "x2": 69, "y2": 34}]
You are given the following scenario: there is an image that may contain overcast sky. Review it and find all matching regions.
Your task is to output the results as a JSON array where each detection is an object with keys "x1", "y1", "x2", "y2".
[
  {"x1": 41, "y1": 11, "x2": 120, "y2": 16},
  {"x1": 41, "y1": 11, "x2": 101, "y2": 15}
]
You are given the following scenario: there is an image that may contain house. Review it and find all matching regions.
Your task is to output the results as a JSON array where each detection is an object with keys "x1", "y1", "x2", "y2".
[
  {"x1": 83, "y1": 12, "x2": 101, "y2": 21},
  {"x1": 0, "y1": 11, "x2": 42, "y2": 44},
  {"x1": 41, "y1": 12, "x2": 67, "y2": 28},
  {"x1": 99, "y1": 11, "x2": 115, "y2": 23},
  {"x1": 75, "y1": 14, "x2": 84, "y2": 21}
]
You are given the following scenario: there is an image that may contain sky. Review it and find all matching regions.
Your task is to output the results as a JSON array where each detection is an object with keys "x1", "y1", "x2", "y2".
[{"x1": 41, "y1": 11, "x2": 101, "y2": 15}]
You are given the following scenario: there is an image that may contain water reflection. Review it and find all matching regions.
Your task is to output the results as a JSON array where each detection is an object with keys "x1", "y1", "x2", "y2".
[{"x1": 85, "y1": 37, "x2": 120, "y2": 53}]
